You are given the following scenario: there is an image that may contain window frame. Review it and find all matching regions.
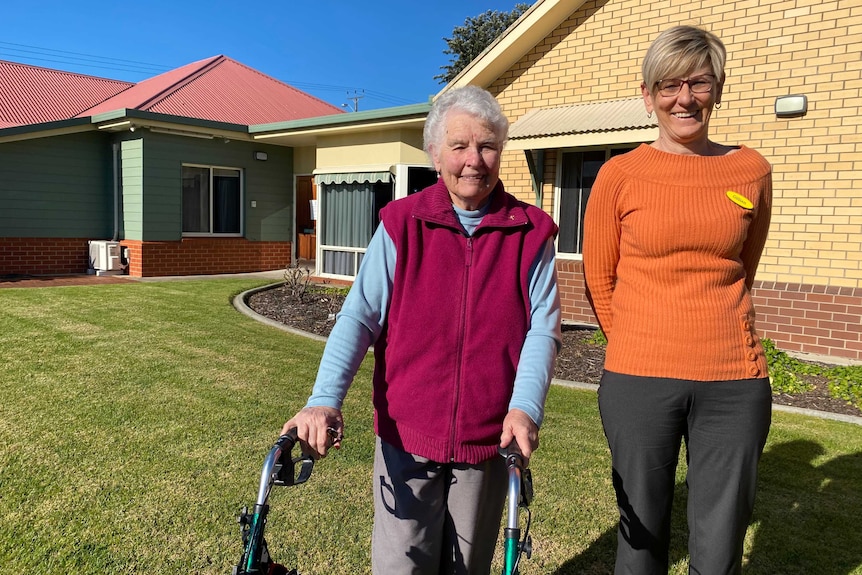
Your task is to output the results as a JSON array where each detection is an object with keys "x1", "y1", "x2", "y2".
[
  {"x1": 553, "y1": 145, "x2": 637, "y2": 260},
  {"x1": 316, "y1": 164, "x2": 435, "y2": 281},
  {"x1": 181, "y1": 163, "x2": 244, "y2": 237},
  {"x1": 318, "y1": 179, "x2": 392, "y2": 281}
]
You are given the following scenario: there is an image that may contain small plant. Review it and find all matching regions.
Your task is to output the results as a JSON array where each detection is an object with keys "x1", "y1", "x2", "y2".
[
  {"x1": 586, "y1": 329, "x2": 607, "y2": 346},
  {"x1": 316, "y1": 285, "x2": 350, "y2": 298},
  {"x1": 282, "y1": 260, "x2": 312, "y2": 302},
  {"x1": 312, "y1": 285, "x2": 350, "y2": 317},
  {"x1": 825, "y1": 365, "x2": 862, "y2": 408},
  {"x1": 762, "y1": 339, "x2": 862, "y2": 410},
  {"x1": 762, "y1": 338, "x2": 815, "y2": 395}
]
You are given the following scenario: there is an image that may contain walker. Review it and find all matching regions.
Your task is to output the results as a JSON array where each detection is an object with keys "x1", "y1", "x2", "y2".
[
  {"x1": 233, "y1": 429, "x2": 314, "y2": 575},
  {"x1": 499, "y1": 441, "x2": 534, "y2": 575}
]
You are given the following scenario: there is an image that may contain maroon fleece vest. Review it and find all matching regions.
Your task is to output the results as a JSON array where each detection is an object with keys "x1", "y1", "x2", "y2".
[{"x1": 372, "y1": 179, "x2": 557, "y2": 464}]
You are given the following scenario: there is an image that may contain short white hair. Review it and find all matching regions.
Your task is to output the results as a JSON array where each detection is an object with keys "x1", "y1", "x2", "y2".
[{"x1": 423, "y1": 86, "x2": 509, "y2": 163}]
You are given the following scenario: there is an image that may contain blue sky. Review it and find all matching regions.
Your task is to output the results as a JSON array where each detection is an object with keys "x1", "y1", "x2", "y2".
[{"x1": 2, "y1": 1, "x2": 529, "y2": 111}]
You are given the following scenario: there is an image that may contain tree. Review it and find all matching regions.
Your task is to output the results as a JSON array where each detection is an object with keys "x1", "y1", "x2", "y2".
[{"x1": 435, "y1": 3, "x2": 532, "y2": 84}]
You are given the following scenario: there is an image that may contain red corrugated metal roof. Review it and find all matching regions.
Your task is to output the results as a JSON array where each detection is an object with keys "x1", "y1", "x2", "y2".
[
  {"x1": 77, "y1": 56, "x2": 225, "y2": 119},
  {"x1": 1, "y1": 55, "x2": 343, "y2": 129},
  {"x1": 114, "y1": 56, "x2": 344, "y2": 124},
  {"x1": 0, "y1": 60, "x2": 132, "y2": 127}
]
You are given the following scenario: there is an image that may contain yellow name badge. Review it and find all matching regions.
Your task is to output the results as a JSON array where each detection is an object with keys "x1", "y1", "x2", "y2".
[{"x1": 726, "y1": 190, "x2": 753, "y2": 210}]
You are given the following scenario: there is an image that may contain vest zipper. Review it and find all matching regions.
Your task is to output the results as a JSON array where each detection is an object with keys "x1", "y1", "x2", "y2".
[{"x1": 449, "y1": 236, "x2": 473, "y2": 461}]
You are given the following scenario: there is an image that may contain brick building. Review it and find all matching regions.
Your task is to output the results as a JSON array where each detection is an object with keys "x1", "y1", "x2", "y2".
[{"x1": 443, "y1": 0, "x2": 862, "y2": 361}]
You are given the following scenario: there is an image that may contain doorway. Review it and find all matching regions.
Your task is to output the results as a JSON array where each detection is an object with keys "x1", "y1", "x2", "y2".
[{"x1": 295, "y1": 175, "x2": 316, "y2": 261}]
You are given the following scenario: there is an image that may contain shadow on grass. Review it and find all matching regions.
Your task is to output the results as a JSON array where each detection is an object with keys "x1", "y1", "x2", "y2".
[{"x1": 552, "y1": 440, "x2": 862, "y2": 574}]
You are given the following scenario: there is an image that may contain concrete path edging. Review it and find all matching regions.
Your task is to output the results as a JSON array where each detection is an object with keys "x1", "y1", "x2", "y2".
[{"x1": 234, "y1": 281, "x2": 329, "y2": 344}]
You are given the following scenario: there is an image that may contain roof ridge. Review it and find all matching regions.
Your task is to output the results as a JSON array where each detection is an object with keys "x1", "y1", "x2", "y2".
[{"x1": 132, "y1": 55, "x2": 225, "y2": 111}]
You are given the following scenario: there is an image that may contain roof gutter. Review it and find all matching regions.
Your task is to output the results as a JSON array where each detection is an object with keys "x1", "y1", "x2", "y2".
[
  {"x1": 250, "y1": 102, "x2": 432, "y2": 135},
  {"x1": 0, "y1": 117, "x2": 92, "y2": 143}
]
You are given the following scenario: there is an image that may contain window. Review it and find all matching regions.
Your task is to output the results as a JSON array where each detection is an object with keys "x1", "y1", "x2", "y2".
[
  {"x1": 314, "y1": 165, "x2": 433, "y2": 279},
  {"x1": 182, "y1": 165, "x2": 242, "y2": 235},
  {"x1": 319, "y1": 180, "x2": 392, "y2": 277},
  {"x1": 556, "y1": 147, "x2": 634, "y2": 256},
  {"x1": 406, "y1": 166, "x2": 438, "y2": 195}
]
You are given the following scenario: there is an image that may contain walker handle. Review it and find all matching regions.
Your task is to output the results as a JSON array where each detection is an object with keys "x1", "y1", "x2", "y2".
[{"x1": 499, "y1": 440, "x2": 526, "y2": 470}]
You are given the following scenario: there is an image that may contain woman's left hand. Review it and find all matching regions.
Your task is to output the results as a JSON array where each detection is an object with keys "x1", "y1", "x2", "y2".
[{"x1": 500, "y1": 408, "x2": 539, "y2": 463}]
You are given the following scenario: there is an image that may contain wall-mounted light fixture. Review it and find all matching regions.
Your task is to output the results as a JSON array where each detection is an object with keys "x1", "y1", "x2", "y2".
[
  {"x1": 253, "y1": 151, "x2": 268, "y2": 161},
  {"x1": 775, "y1": 94, "x2": 808, "y2": 118},
  {"x1": 97, "y1": 120, "x2": 131, "y2": 131}
]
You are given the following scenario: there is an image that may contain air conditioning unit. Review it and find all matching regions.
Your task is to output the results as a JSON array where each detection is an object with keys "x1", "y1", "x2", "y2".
[{"x1": 88, "y1": 240, "x2": 124, "y2": 275}]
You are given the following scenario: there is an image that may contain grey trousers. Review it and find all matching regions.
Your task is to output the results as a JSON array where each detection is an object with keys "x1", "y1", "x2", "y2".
[
  {"x1": 598, "y1": 372, "x2": 772, "y2": 575},
  {"x1": 371, "y1": 437, "x2": 508, "y2": 575}
]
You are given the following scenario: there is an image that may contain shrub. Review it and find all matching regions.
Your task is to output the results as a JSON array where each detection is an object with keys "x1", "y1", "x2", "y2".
[{"x1": 282, "y1": 260, "x2": 313, "y2": 302}]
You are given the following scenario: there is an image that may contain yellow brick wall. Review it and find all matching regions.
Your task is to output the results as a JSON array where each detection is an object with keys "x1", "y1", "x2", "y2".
[{"x1": 492, "y1": 0, "x2": 862, "y2": 290}]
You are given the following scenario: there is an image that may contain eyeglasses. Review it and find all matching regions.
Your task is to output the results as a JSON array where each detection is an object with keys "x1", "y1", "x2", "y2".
[{"x1": 655, "y1": 75, "x2": 716, "y2": 97}]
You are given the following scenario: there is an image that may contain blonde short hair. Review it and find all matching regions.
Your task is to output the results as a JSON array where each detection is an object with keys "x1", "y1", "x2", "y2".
[{"x1": 642, "y1": 26, "x2": 726, "y2": 94}]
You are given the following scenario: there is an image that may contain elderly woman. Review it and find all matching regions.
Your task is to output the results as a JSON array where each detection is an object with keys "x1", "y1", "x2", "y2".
[
  {"x1": 583, "y1": 26, "x2": 773, "y2": 574},
  {"x1": 282, "y1": 85, "x2": 561, "y2": 574}
]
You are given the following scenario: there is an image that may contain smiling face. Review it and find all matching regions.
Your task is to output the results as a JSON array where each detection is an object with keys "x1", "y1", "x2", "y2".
[
  {"x1": 642, "y1": 66, "x2": 724, "y2": 155},
  {"x1": 432, "y1": 111, "x2": 502, "y2": 211}
]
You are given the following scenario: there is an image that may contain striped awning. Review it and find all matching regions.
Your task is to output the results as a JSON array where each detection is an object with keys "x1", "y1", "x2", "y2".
[
  {"x1": 313, "y1": 171, "x2": 392, "y2": 186},
  {"x1": 507, "y1": 97, "x2": 658, "y2": 149}
]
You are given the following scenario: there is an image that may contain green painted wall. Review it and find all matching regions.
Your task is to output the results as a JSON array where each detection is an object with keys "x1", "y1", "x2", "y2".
[
  {"x1": 0, "y1": 129, "x2": 294, "y2": 243},
  {"x1": 122, "y1": 132, "x2": 294, "y2": 241},
  {"x1": 244, "y1": 146, "x2": 294, "y2": 242},
  {"x1": 120, "y1": 138, "x2": 144, "y2": 240},
  {"x1": 0, "y1": 132, "x2": 113, "y2": 238}
]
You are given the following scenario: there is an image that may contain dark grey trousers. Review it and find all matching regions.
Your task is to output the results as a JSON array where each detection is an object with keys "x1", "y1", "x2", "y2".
[
  {"x1": 371, "y1": 437, "x2": 508, "y2": 575},
  {"x1": 598, "y1": 371, "x2": 772, "y2": 575}
]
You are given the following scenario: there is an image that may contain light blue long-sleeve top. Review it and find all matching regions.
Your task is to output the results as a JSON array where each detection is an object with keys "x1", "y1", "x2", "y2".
[{"x1": 305, "y1": 201, "x2": 562, "y2": 426}]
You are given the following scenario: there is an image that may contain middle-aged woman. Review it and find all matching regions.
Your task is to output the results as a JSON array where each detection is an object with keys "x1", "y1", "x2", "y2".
[
  {"x1": 583, "y1": 25, "x2": 773, "y2": 574},
  {"x1": 282, "y1": 85, "x2": 561, "y2": 574}
]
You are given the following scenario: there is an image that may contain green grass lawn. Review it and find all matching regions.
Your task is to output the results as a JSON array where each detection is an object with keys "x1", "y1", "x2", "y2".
[{"x1": 1, "y1": 280, "x2": 860, "y2": 575}]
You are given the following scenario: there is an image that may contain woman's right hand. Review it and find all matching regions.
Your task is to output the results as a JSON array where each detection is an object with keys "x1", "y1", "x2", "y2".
[{"x1": 282, "y1": 406, "x2": 344, "y2": 459}]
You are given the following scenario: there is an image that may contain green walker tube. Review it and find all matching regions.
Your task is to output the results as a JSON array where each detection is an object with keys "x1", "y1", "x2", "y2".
[
  {"x1": 502, "y1": 528, "x2": 521, "y2": 575},
  {"x1": 501, "y1": 446, "x2": 525, "y2": 575}
]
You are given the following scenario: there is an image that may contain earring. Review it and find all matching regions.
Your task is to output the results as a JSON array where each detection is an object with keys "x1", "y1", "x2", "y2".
[
  {"x1": 647, "y1": 111, "x2": 653, "y2": 119},
  {"x1": 715, "y1": 102, "x2": 722, "y2": 109}
]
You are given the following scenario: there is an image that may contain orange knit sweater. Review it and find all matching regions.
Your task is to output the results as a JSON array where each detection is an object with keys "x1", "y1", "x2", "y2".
[{"x1": 583, "y1": 144, "x2": 772, "y2": 381}]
